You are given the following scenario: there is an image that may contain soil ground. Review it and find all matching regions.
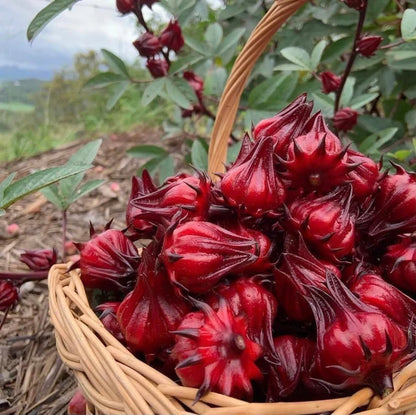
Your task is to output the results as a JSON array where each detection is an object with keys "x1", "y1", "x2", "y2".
[{"x1": 0, "y1": 126, "x2": 178, "y2": 415}]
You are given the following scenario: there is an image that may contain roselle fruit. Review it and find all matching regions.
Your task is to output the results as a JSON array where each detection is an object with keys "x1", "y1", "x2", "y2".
[
  {"x1": 133, "y1": 32, "x2": 161, "y2": 57},
  {"x1": 267, "y1": 335, "x2": 315, "y2": 401},
  {"x1": 67, "y1": 389, "x2": 87, "y2": 415},
  {"x1": 220, "y1": 137, "x2": 286, "y2": 217},
  {"x1": 320, "y1": 71, "x2": 341, "y2": 94},
  {"x1": 160, "y1": 221, "x2": 259, "y2": 293},
  {"x1": 159, "y1": 20, "x2": 184, "y2": 52},
  {"x1": 74, "y1": 223, "x2": 140, "y2": 292},
  {"x1": 146, "y1": 58, "x2": 169, "y2": 78},
  {"x1": 253, "y1": 94, "x2": 313, "y2": 157},
  {"x1": 382, "y1": 236, "x2": 416, "y2": 294},
  {"x1": 357, "y1": 35, "x2": 383, "y2": 57},
  {"x1": 308, "y1": 273, "x2": 411, "y2": 396},
  {"x1": 116, "y1": 0, "x2": 135, "y2": 14},
  {"x1": 333, "y1": 108, "x2": 358, "y2": 132},
  {"x1": 171, "y1": 298, "x2": 263, "y2": 400},
  {"x1": 96, "y1": 302, "x2": 124, "y2": 343},
  {"x1": 0, "y1": 281, "x2": 19, "y2": 311},
  {"x1": 287, "y1": 188, "x2": 355, "y2": 262},
  {"x1": 20, "y1": 248, "x2": 57, "y2": 271},
  {"x1": 117, "y1": 245, "x2": 191, "y2": 355}
]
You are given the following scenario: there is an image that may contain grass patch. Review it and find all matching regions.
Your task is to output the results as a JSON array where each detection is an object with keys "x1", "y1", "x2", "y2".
[{"x1": 0, "y1": 102, "x2": 35, "y2": 113}]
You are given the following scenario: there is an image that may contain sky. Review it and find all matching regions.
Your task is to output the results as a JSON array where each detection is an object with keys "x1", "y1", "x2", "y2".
[{"x1": 0, "y1": 0, "x2": 152, "y2": 79}]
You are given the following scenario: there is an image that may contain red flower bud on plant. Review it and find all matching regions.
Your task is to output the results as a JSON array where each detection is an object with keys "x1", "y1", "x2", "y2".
[
  {"x1": 116, "y1": 0, "x2": 135, "y2": 14},
  {"x1": 20, "y1": 248, "x2": 57, "y2": 271},
  {"x1": 133, "y1": 32, "x2": 162, "y2": 58},
  {"x1": 96, "y1": 302, "x2": 125, "y2": 344},
  {"x1": 333, "y1": 108, "x2": 358, "y2": 132},
  {"x1": 320, "y1": 71, "x2": 341, "y2": 94},
  {"x1": 382, "y1": 236, "x2": 416, "y2": 294},
  {"x1": 220, "y1": 137, "x2": 286, "y2": 217},
  {"x1": 68, "y1": 389, "x2": 87, "y2": 415},
  {"x1": 171, "y1": 298, "x2": 263, "y2": 400},
  {"x1": 253, "y1": 94, "x2": 313, "y2": 157},
  {"x1": 160, "y1": 221, "x2": 259, "y2": 293},
  {"x1": 357, "y1": 35, "x2": 383, "y2": 58},
  {"x1": 159, "y1": 20, "x2": 184, "y2": 52},
  {"x1": 0, "y1": 281, "x2": 19, "y2": 311},
  {"x1": 74, "y1": 223, "x2": 140, "y2": 292},
  {"x1": 183, "y1": 71, "x2": 204, "y2": 103},
  {"x1": 146, "y1": 58, "x2": 169, "y2": 78}
]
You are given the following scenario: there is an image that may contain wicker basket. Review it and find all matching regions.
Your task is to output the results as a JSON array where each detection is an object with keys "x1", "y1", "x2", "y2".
[{"x1": 48, "y1": 1, "x2": 416, "y2": 414}]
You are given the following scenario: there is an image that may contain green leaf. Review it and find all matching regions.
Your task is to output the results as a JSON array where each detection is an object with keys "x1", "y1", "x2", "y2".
[
  {"x1": 350, "y1": 93, "x2": 379, "y2": 110},
  {"x1": 69, "y1": 179, "x2": 104, "y2": 204},
  {"x1": 158, "y1": 156, "x2": 175, "y2": 183},
  {"x1": 402, "y1": 9, "x2": 416, "y2": 41},
  {"x1": 84, "y1": 72, "x2": 127, "y2": 89},
  {"x1": 185, "y1": 37, "x2": 211, "y2": 56},
  {"x1": 191, "y1": 140, "x2": 208, "y2": 170},
  {"x1": 340, "y1": 77, "x2": 355, "y2": 107},
  {"x1": 311, "y1": 92, "x2": 335, "y2": 117},
  {"x1": 106, "y1": 81, "x2": 129, "y2": 110},
  {"x1": 165, "y1": 78, "x2": 192, "y2": 108},
  {"x1": 310, "y1": 40, "x2": 327, "y2": 70},
  {"x1": 359, "y1": 128, "x2": 399, "y2": 153},
  {"x1": 274, "y1": 64, "x2": 306, "y2": 71},
  {"x1": 205, "y1": 23, "x2": 223, "y2": 53},
  {"x1": 27, "y1": 0, "x2": 79, "y2": 41},
  {"x1": 248, "y1": 74, "x2": 291, "y2": 108},
  {"x1": 68, "y1": 139, "x2": 102, "y2": 166},
  {"x1": 41, "y1": 185, "x2": 65, "y2": 210},
  {"x1": 226, "y1": 142, "x2": 242, "y2": 164},
  {"x1": 101, "y1": 49, "x2": 130, "y2": 78},
  {"x1": 169, "y1": 55, "x2": 204, "y2": 75},
  {"x1": 216, "y1": 28, "x2": 245, "y2": 57},
  {"x1": 280, "y1": 47, "x2": 311, "y2": 70},
  {"x1": 141, "y1": 78, "x2": 166, "y2": 106},
  {"x1": 0, "y1": 173, "x2": 16, "y2": 200},
  {"x1": 127, "y1": 145, "x2": 167, "y2": 159},
  {"x1": 1, "y1": 164, "x2": 91, "y2": 210},
  {"x1": 388, "y1": 149, "x2": 413, "y2": 161},
  {"x1": 204, "y1": 67, "x2": 227, "y2": 96}
]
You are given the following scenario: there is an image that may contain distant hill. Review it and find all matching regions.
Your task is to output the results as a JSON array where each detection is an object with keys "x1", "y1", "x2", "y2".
[
  {"x1": 0, "y1": 65, "x2": 52, "y2": 81},
  {"x1": 0, "y1": 79, "x2": 45, "y2": 105}
]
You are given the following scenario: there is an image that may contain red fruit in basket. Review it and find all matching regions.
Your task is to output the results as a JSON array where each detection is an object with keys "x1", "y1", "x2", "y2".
[
  {"x1": 267, "y1": 335, "x2": 315, "y2": 401},
  {"x1": 126, "y1": 170, "x2": 157, "y2": 238},
  {"x1": 274, "y1": 234, "x2": 341, "y2": 321},
  {"x1": 20, "y1": 248, "x2": 57, "y2": 271},
  {"x1": 220, "y1": 137, "x2": 286, "y2": 217},
  {"x1": 333, "y1": 108, "x2": 358, "y2": 132},
  {"x1": 308, "y1": 273, "x2": 410, "y2": 396},
  {"x1": 116, "y1": 0, "x2": 135, "y2": 14},
  {"x1": 133, "y1": 32, "x2": 162, "y2": 58},
  {"x1": 146, "y1": 58, "x2": 169, "y2": 78},
  {"x1": 320, "y1": 71, "x2": 341, "y2": 94},
  {"x1": 281, "y1": 130, "x2": 356, "y2": 193},
  {"x1": 348, "y1": 271, "x2": 416, "y2": 328},
  {"x1": 226, "y1": 133, "x2": 254, "y2": 170},
  {"x1": 382, "y1": 236, "x2": 416, "y2": 294},
  {"x1": 171, "y1": 298, "x2": 263, "y2": 400},
  {"x1": 96, "y1": 302, "x2": 125, "y2": 344},
  {"x1": 117, "y1": 245, "x2": 191, "y2": 355},
  {"x1": 160, "y1": 221, "x2": 259, "y2": 293},
  {"x1": 253, "y1": 94, "x2": 313, "y2": 157},
  {"x1": 75, "y1": 223, "x2": 140, "y2": 292},
  {"x1": 68, "y1": 389, "x2": 87, "y2": 415},
  {"x1": 205, "y1": 277, "x2": 277, "y2": 350},
  {"x1": 159, "y1": 20, "x2": 184, "y2": 52},
  {"x1": 345, "y1": 149, "x2": 380, "y2": 199},
  {"x1": 357, "y1": 35, "x2": 383, "y2": 58},
  {"x1": 130, "y1": 172, "x2": 211, "y2": 227},
  {"x1": 368, "y1": 165, "x2": 416, "y2": 239},
  {"x1": 287, "y1": 188, "x2": 355, "y2": 262},
  {"x1": 0, "y1": 281, "x2": 19, "y2": 311}
]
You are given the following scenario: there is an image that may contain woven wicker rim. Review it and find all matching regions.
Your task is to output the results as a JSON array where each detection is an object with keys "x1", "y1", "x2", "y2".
[{"x1": 48, "y1": 1, "x2": 416, "y2": 414}]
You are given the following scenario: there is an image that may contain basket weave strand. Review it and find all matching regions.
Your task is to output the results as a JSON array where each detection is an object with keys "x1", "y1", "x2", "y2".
[{"x1": 48, "y1": 0, "x2": 416, "y2": 413}]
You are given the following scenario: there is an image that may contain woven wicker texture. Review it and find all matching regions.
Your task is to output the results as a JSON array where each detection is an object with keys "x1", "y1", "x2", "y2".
[{"x1": 48, "y1": 0, "x2": 416, "y2": 414}]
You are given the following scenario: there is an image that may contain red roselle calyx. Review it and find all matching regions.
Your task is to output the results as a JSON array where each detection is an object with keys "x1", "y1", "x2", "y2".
[
  {"x1": 146, "y1": 58, "x2": 169, "y2": 78},
  {"x1": 117, "y1": 245, "x2": 191, "y2": 355},
  {"x1": 267, "y1": 335, "x2": 315, "y2": 401},
  {"x1": 171, "y1": 298, "x2": 263, "y2": 400},
  {"x1": 357, "y1": 35, "x2": 383, "y2": 57},
  {"x1": 0, "y1": 281, "x2": 19, "y2": 311},
  {"x1": 287, "y1": 188, "x2": 355, "y2": 262},
  {"x1": 159, "y1": 20, "x2": 184, "y2": 52},
  {"x1": 382, "y1": 236, "x2": 416, "y2": 294},
  {"x1": 116, "y1": 0, "x2": 135, "y2": 14},
  {"x1": 320, "y1": 71, "x2": 341, "y2": 94},
  {"x1": 333, "y1": 108, "x2": 359, "y2": 132},
  {"x1": 342, "y1": 0, "x2": 365, "y2": 10},
  {"x1": 220, "y1": 137, "x2": 286, "y2": 217},
  {"x1": 67, "y1": 389, "x2": 87, "y2": 415},
  {"x1": 160, "y1": 221, "x2": 260, "y2": 293},
  {"x1": 20, "y1": 248, "x2": 57, "y2": 271},
  {"x1": 307, "y1": 273, "x2": 411, "y2": 396},
  {"x1": 253, "y1": 93, "x2": 313, "y2": 157},
  {"x1": 96, "y1": 302, "x2": 124, "y2": 343},
  {"x1": 74, "y1": 223, "x2": 140, "y2": 292},
  {"x1": 133, "y1": 32, "x2": 161, "y2": 57}
]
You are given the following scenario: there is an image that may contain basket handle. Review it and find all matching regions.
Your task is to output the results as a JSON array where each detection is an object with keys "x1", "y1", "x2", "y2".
[{"x1": 207, "y1": 0, "x2": 309, "y2": 178}]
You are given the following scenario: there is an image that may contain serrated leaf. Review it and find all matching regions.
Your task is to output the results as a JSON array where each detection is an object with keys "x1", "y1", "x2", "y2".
[
  {"x1": 350, "y1": 93, "x2": 379, "y2": 110},
  {"x1": 1, "y1": 164, "x2": 91, "y2": 210},
  {"x1": 165, "y1": 78, "x2": 191, "y2": 108},
  {"x1": 69, "y1": 179, "x2": 104, "y2": 204},
  {"x1": 27, "y1": 0, "x2": 79, "y2": 41},
  {"x1": 191, "y1": 140, "x2": 208, "y2": 170},
  {"x1": 216, "y1": 28, "x2": 245, "y2": 57},
  {"x1": 310, "y1": 40, "x2": 327, "y2": 70},
  {"x1": 340, "y1": 77, "x2": 355, "y2": 107},
  {"x1": 84, "y1": 72, "x2": 127, "y2": 89},
  {"x1": 101, "y1": 49, "x2": 130, "y2": 77},
  {"x1": 141, "y1": 78, "x2": 166, "y2": 106},
  {"x1": 107, "y1": 81, "x2": 129, "y2": 110},
  {"x1": 0, "y1": 173, "x2": 16, "y2": 200},
  {"x1": 127, "y1": 145, "x2": 167, "y2": 159},
  {"x1": 205, "y1": 23, "x2": 223, "y2": 53},
  {"x1": 281, "y1": 47, "x2": 311, "y2": 70}
]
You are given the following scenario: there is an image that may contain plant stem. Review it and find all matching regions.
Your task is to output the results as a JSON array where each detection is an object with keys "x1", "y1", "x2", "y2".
[
  {"x1": 0, "y1": 271, "x2": 49, "y2": 284},
  {"x1": 334, "y1": 1, "x2": 369, "y2": 113},
  {"x1": 62, "y1": 209, "x2": 67, "y2": 262}
]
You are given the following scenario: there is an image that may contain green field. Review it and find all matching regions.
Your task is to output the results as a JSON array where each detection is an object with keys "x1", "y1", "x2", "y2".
[{"x1": 0, "y1": 102, "x2": 35, "y2": 112}]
